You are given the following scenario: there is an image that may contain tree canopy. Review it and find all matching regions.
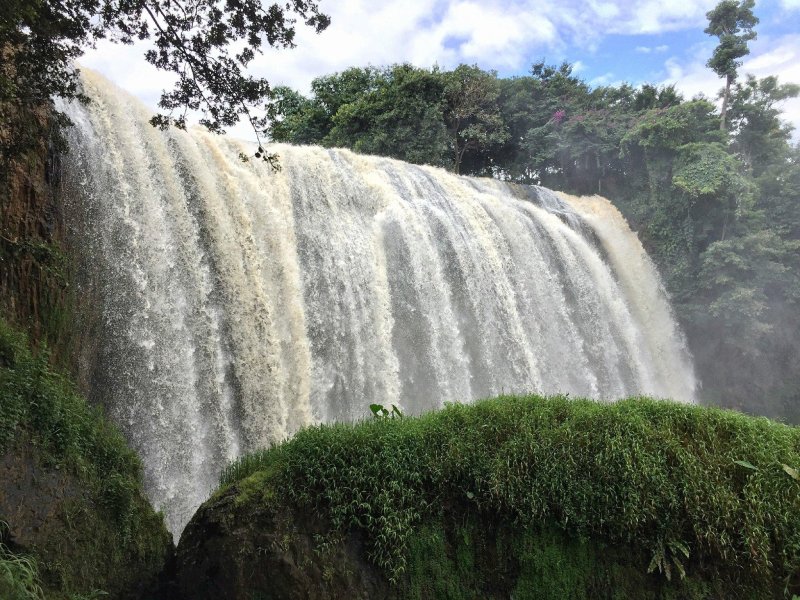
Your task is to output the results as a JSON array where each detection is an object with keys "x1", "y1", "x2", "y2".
[{"x1": 0, "y1": 0, "x2": 330, "y2": 162}]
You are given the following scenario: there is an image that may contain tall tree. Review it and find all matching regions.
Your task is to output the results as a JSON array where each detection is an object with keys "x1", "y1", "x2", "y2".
[
  {"x1": 326, "y1": 64, "x2": 449, "y2": 166},
  {"x1": 704, "y1": 0, "x2": 758, "y2": 131}
]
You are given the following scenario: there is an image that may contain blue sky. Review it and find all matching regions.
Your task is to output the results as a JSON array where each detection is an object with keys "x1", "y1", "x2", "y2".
[{"x1": 80, "y1": 0, "x2": 800, "y2": 141}]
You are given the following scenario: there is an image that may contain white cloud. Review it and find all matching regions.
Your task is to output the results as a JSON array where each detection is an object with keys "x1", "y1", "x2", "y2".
[
  {"x1": 80, "y1": 0, "x2": 720, "y2": 98},
  {"x1": 597, "y1": 0, "x2": 717, "y2": 35},
  {"x1": 780, "y1": 0, "x2": 800, "y2": 10},
  {"x1": 589, "y1": 72, "x2": 620, "y2": 87},
  {"x1": 77, "y1": 1, "x2": 798, "y2": 142}
]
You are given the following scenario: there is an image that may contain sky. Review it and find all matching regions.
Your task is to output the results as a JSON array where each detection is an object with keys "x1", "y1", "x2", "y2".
[{"x1": 79, "y1": 0, "x2": 800, "y2": 142}]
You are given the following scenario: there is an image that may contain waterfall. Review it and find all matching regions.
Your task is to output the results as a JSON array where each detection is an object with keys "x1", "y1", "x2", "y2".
[{"x1": 60, "y1": 70, "x2": 695, "y2": 537}]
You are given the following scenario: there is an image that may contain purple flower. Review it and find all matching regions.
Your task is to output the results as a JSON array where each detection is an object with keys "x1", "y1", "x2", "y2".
[{"x1": 552, "y1": 109, "x2": 566, "y2": 124}]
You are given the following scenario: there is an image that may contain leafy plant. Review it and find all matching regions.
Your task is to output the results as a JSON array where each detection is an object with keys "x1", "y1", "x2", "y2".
[
  {"x1": 0, "y1": 538, "x2": 43, "y2": 600},
  {"x1": 369, "y1": 403, "x2": 404, "y2": 419},
  {"x1": 647, "y1": 539, "x2": 690, "y2": 581}
]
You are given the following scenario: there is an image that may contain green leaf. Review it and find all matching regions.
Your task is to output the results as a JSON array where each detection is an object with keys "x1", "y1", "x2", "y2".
[
  {"x1": 669, "y1": 540, "x2": 690, "y2": 559},
  {"x1": 733, "y1": 460, "x2": 758, "y2": 470}
]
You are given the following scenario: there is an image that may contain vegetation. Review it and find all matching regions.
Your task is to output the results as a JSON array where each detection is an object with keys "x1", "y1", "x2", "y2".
[
  {"x1": 704, "y1": 0, "x2": 758, "y2": 130},
  {"x1": 0, "y1": 320, "x2": 171, "y2": 598},
  {"x1": 266, "y1": 3, "x2": 800, "y2": 423},
  {"x1": 0, "y1": 526, "x2": 43, "y2": 600},
  {"x1": 217, "y1": 395, "x2": 800, "y2": 597},
  {"x1": 0, "y1": 0, "x2": 329, "y2": 165}
]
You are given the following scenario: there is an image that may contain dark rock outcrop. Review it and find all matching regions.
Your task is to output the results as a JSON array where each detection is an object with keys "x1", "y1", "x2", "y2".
[
  {"x1": 0, "y1": 433, "x2": 173, "y2": 600},
  {"x1": 177, "y1": 484, "x2": 389, "y2": 600}
]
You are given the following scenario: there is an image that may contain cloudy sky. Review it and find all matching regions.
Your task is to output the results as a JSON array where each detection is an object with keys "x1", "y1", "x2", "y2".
[{"x1": 79, "y1": 0, "x2": 800, "y2": 141}]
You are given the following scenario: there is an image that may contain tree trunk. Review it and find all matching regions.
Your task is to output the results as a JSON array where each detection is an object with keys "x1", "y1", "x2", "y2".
[{"x1": 719, "y1": 73, "x2": 732, "y2": 131}]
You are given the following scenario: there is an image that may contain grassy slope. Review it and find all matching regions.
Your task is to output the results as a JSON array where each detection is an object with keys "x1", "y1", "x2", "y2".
[
  {"x1": 0, "y1": 320, "x2": 171, "y2": 599},
  {"x1": 218, "y1": 395, "x2": 800, "y2": 598}
]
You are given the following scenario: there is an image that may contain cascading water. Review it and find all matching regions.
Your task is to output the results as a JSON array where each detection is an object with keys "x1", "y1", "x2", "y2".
[{"x1": 61, "y1": 70, "x2": 695, "y2": 537}]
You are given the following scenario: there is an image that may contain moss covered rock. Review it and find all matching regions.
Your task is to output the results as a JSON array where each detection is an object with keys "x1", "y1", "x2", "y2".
[
  {"x1": 177, "y1": 395, "x2": 800, "y2": 599},
  {"x1": 0, "y1": 321, "x2": 173, "y2": 599}
]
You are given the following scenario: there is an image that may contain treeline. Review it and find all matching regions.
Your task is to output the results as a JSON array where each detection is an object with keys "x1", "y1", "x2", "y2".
[{"x1": 267, "y1": 62, "x2": 800, "y2": 422}]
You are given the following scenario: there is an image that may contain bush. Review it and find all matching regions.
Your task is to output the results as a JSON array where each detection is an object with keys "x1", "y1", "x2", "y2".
[{"x1": 220, "y1": 394, "x2": 800, "y2": 596}]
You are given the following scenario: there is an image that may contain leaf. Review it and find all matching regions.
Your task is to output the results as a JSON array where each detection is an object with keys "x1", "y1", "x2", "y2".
[
  {"x1": 734, "y1": 460, "x2": 758, "y2": 470},
  {"x1": 782, "y1": 464, "x2": 800, "y2": 481},
  {"x1": 672, "y1": 555, "x2": 686, "y2": 580},
  {"x1": 669, "y1": 540, "x2": 690, "y2": 559},
  {"x1": 369, "y1": 404, "x2": 383, "y2": 416},
  {"x1": 466, "y1": 491, "x2": 475, "y2": 500}
]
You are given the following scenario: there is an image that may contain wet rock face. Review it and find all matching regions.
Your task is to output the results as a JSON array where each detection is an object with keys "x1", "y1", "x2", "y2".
[
  {"x1": 0, "y1": 435, "x2": 82, "y2": 551},
  {"x1": 0, "y1": 432, "x2": 174, "y2": 600},
  {"x1": 176, "y1": 486, "x2": 389, "y2": 600},
  {"x1": 1, "y1": 107, "x2": 64, "y2": 327}
]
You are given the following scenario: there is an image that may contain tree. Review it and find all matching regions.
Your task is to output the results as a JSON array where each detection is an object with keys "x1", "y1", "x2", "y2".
[
  {"x1": 0, "y1": 0, "x2": 330, "y2": 163},
  {"x1": 727, "y1": 75, "x2": 800, "y2": 176},
  {"x1": 267, "y1": 68, "x2": 381, "y2": 147},
  {"x1": 266, "y1": 86, "x2": 331, "y2": 145},
  {"x1": 442, "y1": 65, "x2": 507, "y2": 175},
  {"x1": 325, "y1": 64, "x2": 449, "y2": 166},
  {"x1": 696, "y1": 230, "x2": 800, "y2": 418},
  {"x1": 704, "y1": 0, "x2": 758, "y2": 131},
  {"x1": 494, "y1": 61, "x2": 589, "y2": 185}
]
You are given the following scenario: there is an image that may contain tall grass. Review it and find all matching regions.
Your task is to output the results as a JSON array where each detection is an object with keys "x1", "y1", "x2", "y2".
[{"x1": 0, "y1": 521, "x2": 43, "y2": 600}]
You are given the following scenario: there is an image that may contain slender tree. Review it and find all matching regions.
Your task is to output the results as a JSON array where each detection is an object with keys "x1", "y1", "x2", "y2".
[{"x1": 704, "y1": 0, "x2": 758, "y2": 131}]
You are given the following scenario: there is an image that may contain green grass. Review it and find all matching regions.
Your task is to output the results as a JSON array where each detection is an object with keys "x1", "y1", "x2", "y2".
[
  {"x1": 0, "y1": 533, "x2": 43, "y2": 600},
  {"x1": 219, "y1": 395, "x2": 800, "y2": 596}
]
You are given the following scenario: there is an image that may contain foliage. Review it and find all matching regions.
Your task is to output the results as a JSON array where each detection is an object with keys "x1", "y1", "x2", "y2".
[
  {"x1": 219, "y1": 395, "x2": 800, "y2": 595},
  {"x1": 369, "y1": 403, "x2": 404, "y2": 419},
  {"x1": 705, "y1": 0, "x2": 758, "y2": 80},
  {"x1": 327, "y1": 65, "x2": 450, "y2": 166},
  {"x1": 704, "y1": 0, "x2": 759, "y2": 129},
  {"x1": 269, "y1": 64, "x2": 452, "y2": 166},
  {"x1": 728, "y1": 74, "x2": 800, "y2": 175},
  {"x1": 0, "y1": 320, "x2": 170, "y2": 597},
  {"x1": 0, "y1": 0, "x2": 329, "y2": 164},
  {"x1": 442, "y1": 64, "x2": 508, "y2": 174},
  {"x1": 0, "y1": 529, "x2": 43, "y2": 600}
]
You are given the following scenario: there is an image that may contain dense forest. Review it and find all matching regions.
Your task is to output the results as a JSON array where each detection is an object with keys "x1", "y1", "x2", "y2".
[{"x1": 264, "y1": 53, "x2": 800, "y2": 423}]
